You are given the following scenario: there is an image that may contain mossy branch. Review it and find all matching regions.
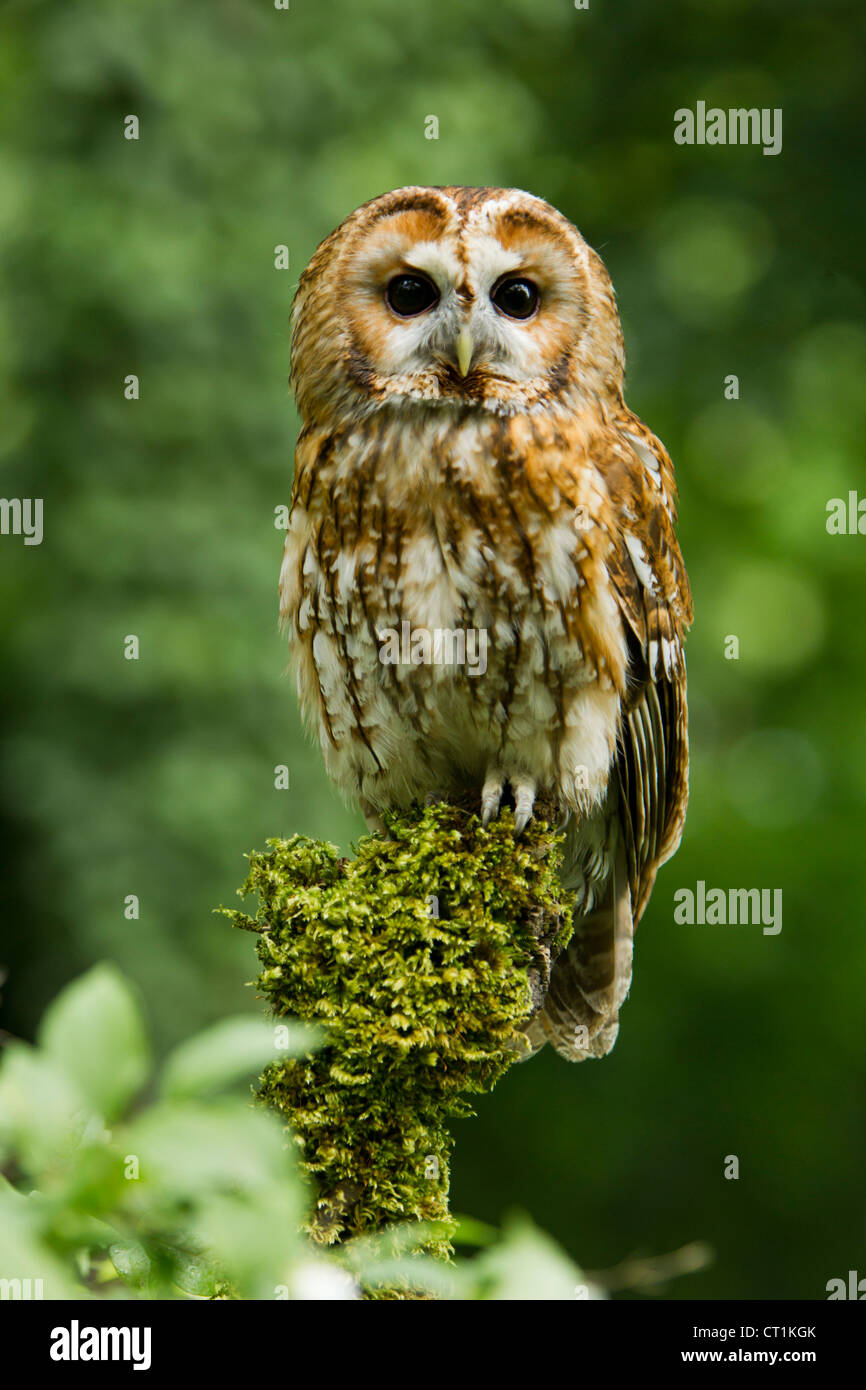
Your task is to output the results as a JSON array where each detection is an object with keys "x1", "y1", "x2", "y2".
[{"x1": 225, "y1": 801, "x2": 574, "y2": 1283}]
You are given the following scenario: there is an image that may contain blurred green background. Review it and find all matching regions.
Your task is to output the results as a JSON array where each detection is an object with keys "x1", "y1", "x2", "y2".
[{"x1": 1, "y1": 0, "x2": 864, "y2": 1299}]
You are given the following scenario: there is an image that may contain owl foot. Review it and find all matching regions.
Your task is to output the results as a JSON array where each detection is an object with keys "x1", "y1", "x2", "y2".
[
  {"x1": 513, "y1": 780, "x2": 537, "y2": 835},
  {"x1": 480, "y1": 772, "x2": 536, "y2": 834},
  {"x1": 480, "y1": 772, "x2": 504, "y2": 827}
]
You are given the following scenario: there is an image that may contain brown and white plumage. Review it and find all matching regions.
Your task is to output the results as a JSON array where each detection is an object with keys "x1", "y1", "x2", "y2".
[{"x1": 280, "y1": 186, "x2": 692, "y2": 1062}]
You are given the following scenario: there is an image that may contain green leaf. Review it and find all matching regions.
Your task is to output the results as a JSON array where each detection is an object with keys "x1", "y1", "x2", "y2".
[
  {"x1": 38, "y1": 964, "x2": 150, "y2": 1121},
  {"x1": 160, "y1": 1015, "x2": 319, "y2": 1101},
  {"x1": 0, "y1": 1043, "x2": 88, "y2": 1175},
  {"x1": 126, "y1": 1099, "x2": 298, "y2": 1197},
  {"x1": 194, "y1": 1186, "x2": 305, "y2": 1299},
  {"x1": 108, "y1": 1238, "x2": 153, "y2": 1291},
  {"x1": 451, "y1": 1213, "x2": 499, "y2": 1247},
  {"x1": 167, "y1": 1246, "x2": 223, "y2": 1299},
  {"x1": 0, "y1": 1186, "x2": 90, "y2": 1299},
  {"x1": 465, "y1": 1211, "x2": 597, "y2": 1301}
]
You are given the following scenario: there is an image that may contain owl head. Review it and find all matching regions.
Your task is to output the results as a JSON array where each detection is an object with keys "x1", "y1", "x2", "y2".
[{"x1": 291, "y1": 186, "x2": 625, "y2": 422}]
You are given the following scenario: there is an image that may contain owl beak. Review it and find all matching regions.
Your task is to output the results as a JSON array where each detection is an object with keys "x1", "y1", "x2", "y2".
[{"x1": 455, "y1": 327, "x2": 474, "y2": 377}]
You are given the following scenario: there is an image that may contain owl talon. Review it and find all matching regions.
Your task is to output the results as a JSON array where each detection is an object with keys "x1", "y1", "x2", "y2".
[
  {"x1": 481, "y1": 773, "x2": 504, "y2": 826},
  {"x1": 513, "y1": 781, "x2": 537, "y2": 835}
]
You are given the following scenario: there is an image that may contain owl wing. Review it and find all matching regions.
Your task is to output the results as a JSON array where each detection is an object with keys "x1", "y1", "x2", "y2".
[
  {"x1": 526, "y1": 418, "x2": 691, "y2": 1062},
  {"x1": 605, "y1": 419, "x2": 692, "y2": 919}
]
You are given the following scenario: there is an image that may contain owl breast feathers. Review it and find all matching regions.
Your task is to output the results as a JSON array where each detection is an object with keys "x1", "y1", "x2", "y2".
[{"x1": 280, "y1": 185, "x2": 692, "y2": 1062}]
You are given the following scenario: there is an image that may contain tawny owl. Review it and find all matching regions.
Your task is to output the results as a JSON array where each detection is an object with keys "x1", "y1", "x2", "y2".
[{"x1": 280, "y1": 186, "x2": 692, "y2": 1062}]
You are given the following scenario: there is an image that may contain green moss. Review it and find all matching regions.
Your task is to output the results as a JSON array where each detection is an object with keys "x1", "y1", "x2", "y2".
[{"x1": 226, "y1": 802, "x2": 574, "y2": 1276}]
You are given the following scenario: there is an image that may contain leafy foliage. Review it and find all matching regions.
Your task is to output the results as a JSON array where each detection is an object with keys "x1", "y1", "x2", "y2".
[{"x1": 0, "y1": 962, "x2": 594, "y2": 1300}]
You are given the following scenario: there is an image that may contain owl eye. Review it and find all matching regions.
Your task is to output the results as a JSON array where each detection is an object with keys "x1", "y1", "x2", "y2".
[
  {"x1": 386, "y1": 273, "x2": 440, "y2": 317},
  {"x1": 491, "y1": 276, "x2": 539, "y2": 320}
]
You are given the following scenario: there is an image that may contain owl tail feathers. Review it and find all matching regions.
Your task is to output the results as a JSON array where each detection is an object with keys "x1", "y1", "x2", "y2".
[{"x1": 521, "y1": 839, "x2": 634, "y2": 1063}]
